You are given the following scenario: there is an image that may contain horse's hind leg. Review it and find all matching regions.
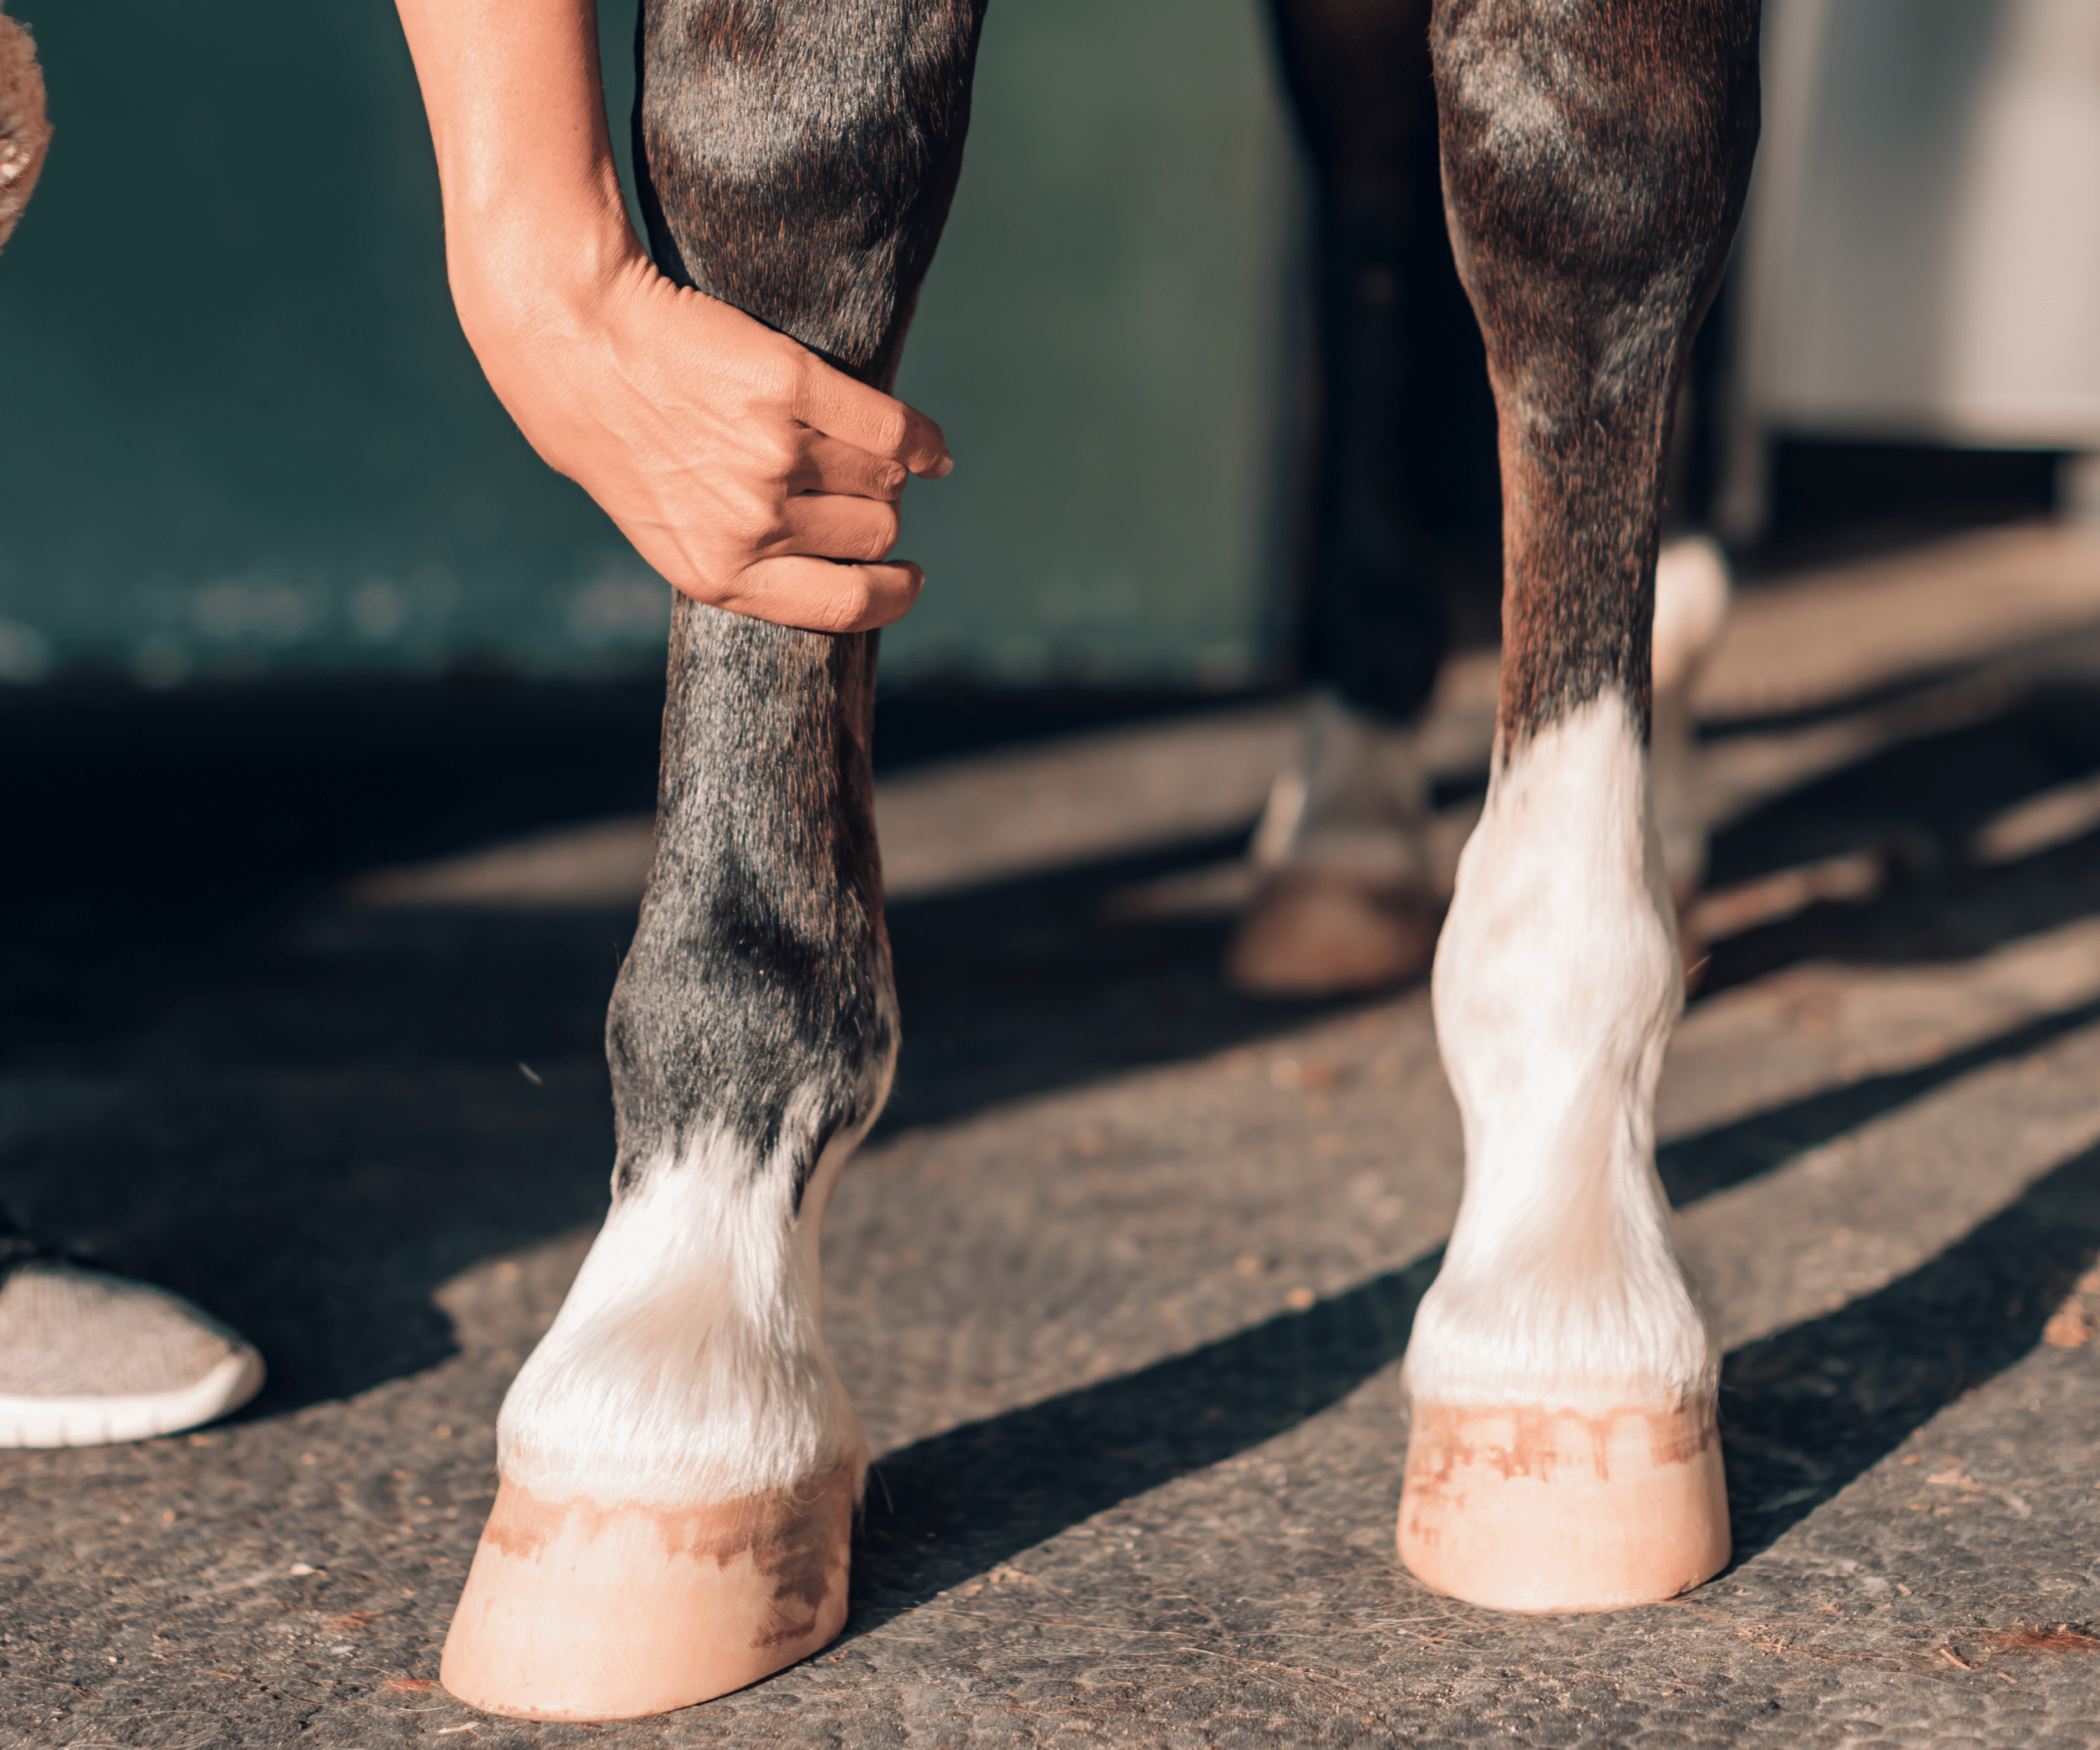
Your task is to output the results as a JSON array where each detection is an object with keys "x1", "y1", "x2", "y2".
[
  {"x1": 440, "y1": 0, "x2": 985, "y2": 1720},
  {"x1": 1228, "y1": 0, "x2": 1454, "y2": 998},
  {"x1": 1398, "y1": 0, "x2": 1760, "y2": 1611}
]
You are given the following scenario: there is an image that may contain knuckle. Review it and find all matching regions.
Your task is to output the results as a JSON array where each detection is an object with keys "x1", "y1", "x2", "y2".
[
  {"x1": 673, "y1": 566, "x2": 729, "y2": 607},
  {"x1": 752, "y1": 349, "x2": 803, "y2": 408},
  {"x1": 827, "y1": 579, "x2": 875, "y2": 629},
  {"x1": 869, "y1": 407, "x2": 910, "y2": 459},
  {"x1": 849, "y1": 506, "x2": 900, "y2": 563},
  {"x1": 731, "y1": 492, "x2": 785, "y2": 550}
]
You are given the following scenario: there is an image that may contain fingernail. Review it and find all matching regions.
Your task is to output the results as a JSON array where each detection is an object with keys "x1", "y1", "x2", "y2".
[{"x1": 929, "y1": 453, "x2": 955, "y2": 479}]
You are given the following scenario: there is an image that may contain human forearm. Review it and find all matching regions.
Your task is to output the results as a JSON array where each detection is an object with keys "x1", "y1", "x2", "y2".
[
  {"x1": 388, "y1": 0, "x2": 950, "y2": 633},
  {"x1": 393, "y1": 0, "x2": 638, "y2": 340}
]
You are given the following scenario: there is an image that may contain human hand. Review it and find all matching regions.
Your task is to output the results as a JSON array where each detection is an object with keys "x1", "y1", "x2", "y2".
[
  {"x1": 394, "y1": 0, "x2": 951, "y2": 635},
  {"x1": 463, "y1": 249, "x2": 952, "y2": 634}
]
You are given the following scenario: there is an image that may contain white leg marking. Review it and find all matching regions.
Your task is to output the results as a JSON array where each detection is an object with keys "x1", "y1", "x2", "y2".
[
  {"x1": 1409, "y1": 694, "x2": 1712, "y2": 1411},
  {"x1": 496, "y1": 1092, "x2": 867, "y2": 1508},
  {"x1": 1650, "y1": 535, "x2": 1731, "y2": 700},
  {"x1": 1651, "y1": 535, "x2": 1732, "y2": 907}
]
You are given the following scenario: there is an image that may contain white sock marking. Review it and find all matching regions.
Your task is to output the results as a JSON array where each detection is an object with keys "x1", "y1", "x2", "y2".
[
  {"x1": 1408, "y1": 694, "x2": 1714, "y2": 1410},
  {"x1": 1653, "y1": 535, "x2": 1733, "y2": 903},
  {"x1": 496, "y1": 1090, "x2": 868, "y2": 1507}
]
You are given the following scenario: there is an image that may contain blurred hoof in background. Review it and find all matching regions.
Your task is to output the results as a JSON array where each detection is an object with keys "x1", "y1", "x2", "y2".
[
  {"x1": 1226, "y1": 867, "x2": 1444, "y2": 995},
  {"x1": 1230, "y1": 691, "x2": 1444, "y2": 995},
  {"x1": 0, "y1": 1260, "x2": 265, "y2": 1447},
  {"x1": 441, "y1": 1464, "x2": 856, "y2": 1720}
]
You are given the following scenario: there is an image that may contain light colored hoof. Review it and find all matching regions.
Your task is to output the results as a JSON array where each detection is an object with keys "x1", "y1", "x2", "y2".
[
  {"x1": 1226, "y1": 870, "x2": 1442, "y2": 995},
  {"x1": 1398, "y1": 1397, "x2": 1729, "y2": 1612},
  {"x1": 441, "y1": 1463, "x2": 858, "y2": 1720}
]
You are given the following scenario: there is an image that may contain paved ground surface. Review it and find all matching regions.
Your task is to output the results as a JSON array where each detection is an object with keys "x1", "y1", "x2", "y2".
[{"x1": 6, "y1": 523, "x2": 2100, "y2": 1745}]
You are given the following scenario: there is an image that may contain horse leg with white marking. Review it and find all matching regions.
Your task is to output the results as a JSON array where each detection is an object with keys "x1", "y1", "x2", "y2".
[
  {"x1": 439, "y1": 0, "x2": 986, "y2": 1719},
  {"x1": 1235, "y1": 0, "x2": 1735, "y2": 999},
  {"x1": 1397, "y1": 0, "x2": 1761, "y2": 1609}
]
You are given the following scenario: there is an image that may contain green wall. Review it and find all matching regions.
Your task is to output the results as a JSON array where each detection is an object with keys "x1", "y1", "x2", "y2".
[{"x1": 0, "y1": 2, "x2": 1291, "y2": 688}]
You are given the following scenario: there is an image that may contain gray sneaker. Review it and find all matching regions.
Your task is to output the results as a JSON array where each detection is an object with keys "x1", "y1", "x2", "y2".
[{"x1": 0, "y1": 1260, "x2": 265, "y2": 1447}]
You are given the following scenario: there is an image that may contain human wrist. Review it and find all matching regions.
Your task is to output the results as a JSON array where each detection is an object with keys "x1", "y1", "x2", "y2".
[
  {"x1": 391, "y1": 0, "x2": 644, "y2": 358},
  {"x1": 444, "y1": 179, "x2": 644, "y2": 361}
]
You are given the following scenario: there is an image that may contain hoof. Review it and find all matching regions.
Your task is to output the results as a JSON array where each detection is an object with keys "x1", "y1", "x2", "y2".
[
  {"x1": 1398, "y1": 1397, "x2": 1728, "y2": 1612},
  {"x1": 1226, "y1": 870, "x2": 1442, "y2": 995},
  {"x1": 441, "y1": 1462, "x2": 857, "y2": 1720}
]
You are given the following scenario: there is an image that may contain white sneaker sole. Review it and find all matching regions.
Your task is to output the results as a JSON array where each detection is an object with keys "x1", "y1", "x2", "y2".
[{"x1": 0, "y1": 1344, "x2": 266, "y2": 1447}]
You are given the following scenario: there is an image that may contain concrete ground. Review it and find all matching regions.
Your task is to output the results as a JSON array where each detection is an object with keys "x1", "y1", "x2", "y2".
[{"x1": 5, "y1": 523, "x2": 2100, "y2": 1746}]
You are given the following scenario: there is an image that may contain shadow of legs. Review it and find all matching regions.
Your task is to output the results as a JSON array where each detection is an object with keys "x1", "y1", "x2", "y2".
[
  {"x1": 851, "y1": 1143, "x2": 2100, "y2": 1616},
  {"x1": 850, "y1": 1253, "x2": 1443, "y2": 1619},
  {"x1": 1719, "y1": 1142, "x2": 2100, "y2": 1559}
]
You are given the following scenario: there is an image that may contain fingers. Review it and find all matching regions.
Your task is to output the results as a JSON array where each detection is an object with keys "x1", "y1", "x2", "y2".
[
  {"x1": 769, "y1": 491, "x2": 903, "y2": 566},
  {"x1": 790, "y1": 355, "x2": 953, "y2": 479},
  {"x1": 788, "y1": 435, "x2": 910, "y2": 503},
  {"x1": 726, "y1": 555, "x2": 925, "y2": 633}
]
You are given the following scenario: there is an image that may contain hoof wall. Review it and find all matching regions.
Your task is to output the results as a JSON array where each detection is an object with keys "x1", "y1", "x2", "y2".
[
  {"x1": 441, "y1": 1464, "x2": 856, "y2": 1720},
  {"x1": 1226, "y1": 870, "x2": 1442, "y2": 995},
  {"x1": 1399, "y1": 1398, "x2": 1728, "y2": 1612}
]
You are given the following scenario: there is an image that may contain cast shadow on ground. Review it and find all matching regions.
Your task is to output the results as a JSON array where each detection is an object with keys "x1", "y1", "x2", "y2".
[
  {"x1": 0, "y1": 819, "x2": 1375, "y2": 1418},
  {"x1": 877, "y1": 825, "x2": 1358, "y2": 1136},
  {"x1": 0, "y1": 674, "x2": 1261, "y2": 1065},
  {"x1": 876, "y1": 679, "x2": 2100, "y2": 1139},
  {"x1": 32, "y1": 751, "x2": 2100, "y2": 1422},
  {"x1": 850, "y1": 1134, "x2": 2100, "y2": 1628},
  {"x1": 11, "y1": 671, "x2": 2100, "y2": 1420},
  {"x1": 181, "y1": 800, "x2": 2100, "y2": 1416},
  {"x1": 850, "y1": 1249, "x2": 1441, "y2": 1619},
  {"x1": 1656, "y1": 989, "x2": 2100, "y2": 1205},
  {"x1": 1719, "y1": 1142, "x2": 2100, "y2": 1560},
  {"x1": 1700, "y1": 682, "x2": 2100, "y2": 996}
]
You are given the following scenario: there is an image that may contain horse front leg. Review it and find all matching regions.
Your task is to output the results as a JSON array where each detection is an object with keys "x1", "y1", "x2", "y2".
[
  {"x1": 440, "y1": 0, "x2": 986, "y2": 1719},
  {"x1": 1398, "y1": 0, "x2": 1761, "y2": 1611}
]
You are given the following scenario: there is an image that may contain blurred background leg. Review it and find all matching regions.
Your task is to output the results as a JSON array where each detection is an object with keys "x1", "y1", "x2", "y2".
[{"x1": 1229, "y1": 0, "x2": 1500, "y2": 996}]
